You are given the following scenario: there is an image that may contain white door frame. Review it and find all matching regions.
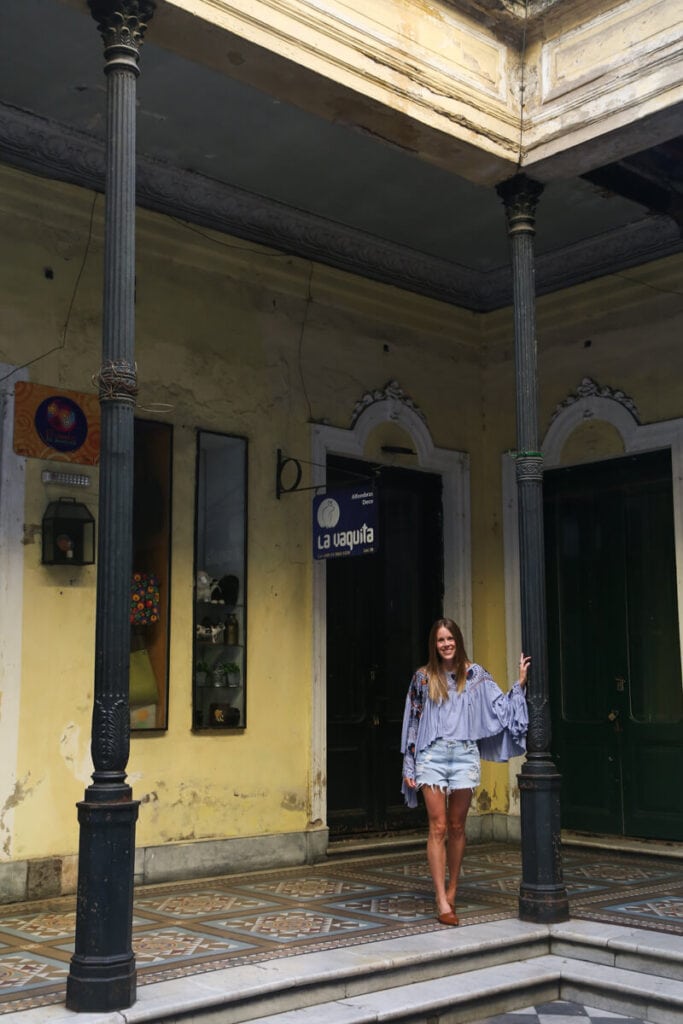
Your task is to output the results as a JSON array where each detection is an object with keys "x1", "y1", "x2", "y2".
[{"x1": 0, "y1": 366, "x2": 27, "y2": 862}]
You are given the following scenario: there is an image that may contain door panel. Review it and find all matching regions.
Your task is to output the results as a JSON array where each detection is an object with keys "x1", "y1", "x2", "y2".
[
  {"x1": 545, "y1": 449, "x2": 683, "y2": 840},
  {"x1": 326, "y1": 457, "x2": 443, "y2": 835}
]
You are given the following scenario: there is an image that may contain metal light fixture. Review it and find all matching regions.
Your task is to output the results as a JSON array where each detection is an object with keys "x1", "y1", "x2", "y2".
[{"x1": 42, "y1": 497, "x2": 95, "y2": 565}]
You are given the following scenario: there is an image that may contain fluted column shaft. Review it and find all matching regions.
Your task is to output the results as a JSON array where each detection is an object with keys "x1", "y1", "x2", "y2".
[
  {"x1": 497, "y1": 174, "x2": 569, "y2": 924},
  {"x1": 66, "y1": 2, "x2": 155, "y2": 1012}
]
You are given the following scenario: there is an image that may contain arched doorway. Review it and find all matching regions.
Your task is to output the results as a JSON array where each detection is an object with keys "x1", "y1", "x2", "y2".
[
  {"x1": 503, "y1": 379, "x2": 683, "y2": 840},
  {"x1": 308, "y1": 382, "x2": 471, "y2": 836}
]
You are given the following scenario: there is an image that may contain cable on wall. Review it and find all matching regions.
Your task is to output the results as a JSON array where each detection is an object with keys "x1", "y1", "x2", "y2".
[{"x1": 0, "y1": 191, "x2": 99, "y2": 386}]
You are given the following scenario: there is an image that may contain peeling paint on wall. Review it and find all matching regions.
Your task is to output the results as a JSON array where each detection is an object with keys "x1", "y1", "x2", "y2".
[
  {"x1": 58, "y1": 723, "x2": 92, "y2": 785},
  {"x1": 476, "y1": 787, "x2": 492, "y2": 812},
  {"x1": 0, "y1": 775, "x2": 35, "y2": 858}
]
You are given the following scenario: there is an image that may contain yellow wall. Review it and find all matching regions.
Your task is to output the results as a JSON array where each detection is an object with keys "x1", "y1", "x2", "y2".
[
  {"x1": 0, "y1": 164, "x2": 496, "y2": 863},
  {"x1": 3, "y1": 161, "x2": 682, "y2": 866}
]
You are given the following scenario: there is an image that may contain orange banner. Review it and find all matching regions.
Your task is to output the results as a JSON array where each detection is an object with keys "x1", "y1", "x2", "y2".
[{"x1": 13, "y1": 382, "x2": 100, "y2": 465}]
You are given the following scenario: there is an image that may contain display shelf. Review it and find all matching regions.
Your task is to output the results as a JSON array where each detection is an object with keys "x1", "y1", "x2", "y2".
[{"x1": 192, "y1": 432, "x2": 247, "y2": 730}]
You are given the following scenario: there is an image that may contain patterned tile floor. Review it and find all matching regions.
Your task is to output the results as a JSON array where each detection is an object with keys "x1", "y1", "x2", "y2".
[
  {"x1": 479, "y1": 1000, "x2": 652, "y2": 1024},
  {"x1": 1, "y1": 841, "x2": 682, "y2": 1016}
]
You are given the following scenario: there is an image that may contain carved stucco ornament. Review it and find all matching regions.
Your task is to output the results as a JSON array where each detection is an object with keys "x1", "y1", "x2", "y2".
[
  {"x1": 351, "y1": 380, "x2": 426, "y2": 427},
  {"x1": 550, "y1": 377, "x2": 640, "y2": 424}
]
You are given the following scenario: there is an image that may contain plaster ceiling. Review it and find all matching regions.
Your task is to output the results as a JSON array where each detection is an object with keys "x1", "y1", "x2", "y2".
[{"x1": 1, "y1": 0, "x2": 681, "y2": 311}]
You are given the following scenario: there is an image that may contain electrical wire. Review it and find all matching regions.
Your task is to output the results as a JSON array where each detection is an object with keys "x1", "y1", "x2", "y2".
[
  {"x1": 516, "y1": 0, "x2": 529, "y2": 171},
  {"x1": 0, "y1": 191, "x2": 99, "y2": 386}
]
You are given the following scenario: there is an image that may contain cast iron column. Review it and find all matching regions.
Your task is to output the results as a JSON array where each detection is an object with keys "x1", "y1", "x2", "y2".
[
  {"x1": 66, "y1": 1, "x2": 155, "y2": 1012},
  {"x1": 497, "y1": 174, "x2": 569, "y2": 923}
]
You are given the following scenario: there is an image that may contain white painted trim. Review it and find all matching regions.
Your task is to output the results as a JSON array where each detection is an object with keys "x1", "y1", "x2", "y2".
[
  {"x1": 503, "y1": 392, "x2": 683, "y2": 713},
  {"x1": 0, "y1": 367, "x2": 27, "y2": 861},
  {"x1": 309, "y1": 399, "x2": 471, "y2": 826}
]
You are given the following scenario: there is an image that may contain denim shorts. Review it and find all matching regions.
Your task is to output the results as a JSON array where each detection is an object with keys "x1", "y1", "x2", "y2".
[{"x1": 415, "y1": 738, "x2": 481, "y2": 793}]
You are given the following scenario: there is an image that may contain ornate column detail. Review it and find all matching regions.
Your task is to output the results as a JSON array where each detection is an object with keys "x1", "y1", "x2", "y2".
[
  {"x1": 66, "y1": 2, "x2": 155, "y2": 1013},
  {"x1": 497, "y1": 173, "x2": 569, "y2": 924}
]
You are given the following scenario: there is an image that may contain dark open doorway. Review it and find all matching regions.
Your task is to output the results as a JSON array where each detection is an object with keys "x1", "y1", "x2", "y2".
[{"x1": 325, "y1": 455, "x2": 443, "y2": 836}]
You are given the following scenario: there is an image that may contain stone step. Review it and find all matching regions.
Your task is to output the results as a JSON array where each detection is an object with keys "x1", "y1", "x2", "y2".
[
  {"x1": 213, "y1": 955, "x2": 683, "y2": 1024},
  {"x1": 544, "y1": 953, "x2": 683, "y2": 1024},
  {"x1": 14, "y1": 920, "x2": 683, "y2": 1024},
  {"x1": 244, "y1": 956, "x2": 561, "y2": 1024},
  {"x1": 550, "y1": 919, "x2": 683, "y2": 982},
  {"x1": 8, "y1": 921, "x2": 549, "y2": 1024}
]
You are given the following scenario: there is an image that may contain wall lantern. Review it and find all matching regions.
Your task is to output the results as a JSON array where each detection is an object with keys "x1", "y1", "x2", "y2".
[{"x1": 42, "y1": 497, "x2": 95, "y2": 566}]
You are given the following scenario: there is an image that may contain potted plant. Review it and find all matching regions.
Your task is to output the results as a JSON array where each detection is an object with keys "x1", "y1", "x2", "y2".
[
  {"x1": 195, "y1": 659, "x2": 210, "y2": 686},
  {"x1": 223, "y1": 661, "x2": 241, "y2": 687}
]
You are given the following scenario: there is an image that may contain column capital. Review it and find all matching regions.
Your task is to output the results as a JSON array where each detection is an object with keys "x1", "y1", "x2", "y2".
[
  {"x1": 497, "y1": 174, "x2": 544, "y2": 235},
  {"x1": 89, "y1": 0, "x2": 155, "y2": 59},
  {"x1": 515, "y1": 452, "x2": 544, "y2": 482}
]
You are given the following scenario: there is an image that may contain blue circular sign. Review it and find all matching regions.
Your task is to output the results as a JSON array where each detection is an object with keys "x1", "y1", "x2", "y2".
[{"x1": 35, "y1": 396, "x2": 88, "y2": 453}]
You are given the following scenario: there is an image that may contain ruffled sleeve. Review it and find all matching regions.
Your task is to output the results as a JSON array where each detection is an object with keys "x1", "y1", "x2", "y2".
[
  {"x1": 472, "y1": 672, "x2": 528, "y2": 762},
  {"x1": 400, "y1": 671, "x2": 425, "y2": 808}
]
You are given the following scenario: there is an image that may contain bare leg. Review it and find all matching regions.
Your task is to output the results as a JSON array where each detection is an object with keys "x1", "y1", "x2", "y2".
[
  {"x1": 421, "y1": 786, "x2": 451, "y2": 916},
  {"x1": 444, "y1": 788, "x2": 472, "y2": 908}
]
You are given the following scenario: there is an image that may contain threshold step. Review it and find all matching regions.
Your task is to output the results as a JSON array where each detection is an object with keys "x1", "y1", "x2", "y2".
[
  {"x1": 544, "y1": 953, "x2": 683, "y2": 1024},
  {"x1": 12, "y1": 922, "x2": 548, "y2": 1024},
  {"x1": 550, "y1": 919, "x2": 683, "y2": 982},
  {"x1": 239, "y1": 957, "x2": 561, "y2": 1024},
  {"x1": 231, "y1": 955, "x2": 683, "y2": 1024}
]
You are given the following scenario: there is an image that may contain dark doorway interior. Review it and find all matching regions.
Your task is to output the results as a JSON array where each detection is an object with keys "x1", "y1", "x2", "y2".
[
  {"x1": 326, "y1": 455, "x2": 443, "y2": 836},
  {"x1": 544, "y1": 448, "x2": 683, "y2": 840}
]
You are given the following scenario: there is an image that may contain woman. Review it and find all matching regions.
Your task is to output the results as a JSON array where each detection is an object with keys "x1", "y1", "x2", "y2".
[{"x1": 401, "y1": 618, "x2": 530, "y2": 926}]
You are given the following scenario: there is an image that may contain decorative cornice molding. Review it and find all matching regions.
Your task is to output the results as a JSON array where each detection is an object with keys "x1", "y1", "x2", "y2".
[
  {"x1": 0, "y1": 106, "x2": 680, "y2": 314},
  {"x1": 550, "y1": 377, "x2": 640, "y2": 424},
  {"x1": 351, "y1": 380, "x2": 426, "y2": 427}
]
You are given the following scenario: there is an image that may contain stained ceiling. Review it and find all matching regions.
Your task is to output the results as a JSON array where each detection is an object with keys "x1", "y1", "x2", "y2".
[{"x1": 1, "y1": 0, "x2": 681, "y2": 311}]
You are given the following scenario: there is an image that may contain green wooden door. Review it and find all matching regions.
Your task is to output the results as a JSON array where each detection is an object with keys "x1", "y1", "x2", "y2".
[
  {"x1": 544, "y1": 449, "x2": 683, "y2": 840},
  {"x1": 326, "y1": 457, "x2": 443, "y2": 835}
]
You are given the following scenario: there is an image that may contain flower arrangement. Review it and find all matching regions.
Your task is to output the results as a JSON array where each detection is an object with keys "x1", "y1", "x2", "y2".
[{"x1": 130, "y1": 572, "x2": 160, "y2": 625}]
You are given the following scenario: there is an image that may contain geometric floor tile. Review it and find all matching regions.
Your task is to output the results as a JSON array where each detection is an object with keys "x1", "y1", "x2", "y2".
[
  {"x1": 233, "y1": 877, "x2": 386, "y2": 900},
  {"x1": 328, "y1": 891, "x2": 436, "y2": 921},
  {"x1": 1, "y1": 841, "x2": 682, "y2": 1016},
  {"x1": 0, "y1": 913, "x2": 76, "y2": 942},
  {"x1": 369, "y1": 862, "x2": 434, "y2": 880},
  {"x1": 131, "y1": 927, "x2": 255, "y2": 965},
  {"x1": 207, "y1": 909, "x2": 382, "y2": 942},
  {"x1": 602, "y1": 896, "x2": 683, "y2": 922},
  {"x1": 566, "y1": 864, "x2": 678, "y2": 884},
  {"x1": 0, "y1": 953, "x2": 69, "y2": 993},
  {"x1": 479, "y1": 1000, "x2": 651, "y2": 1024},
  {"x1": 134, "y1": 891, "x2": 274, "y2": 917}
]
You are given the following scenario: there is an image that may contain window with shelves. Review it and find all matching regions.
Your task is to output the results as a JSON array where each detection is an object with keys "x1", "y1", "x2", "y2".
[
  {"x1": 193, "y1": 431, "x2": 247, "y2": 730},
  {"x1": 130, "y1": 419, "x2": 173, "y2": 731}
]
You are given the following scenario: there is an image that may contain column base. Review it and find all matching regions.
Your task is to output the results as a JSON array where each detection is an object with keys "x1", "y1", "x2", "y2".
[
  {"x1": 66, "y1": 790, "x2": 139, "y2": 1012},
  {"x1": 66, "y1": 954, "x2": 136, "y2": 1012},
  {"x1": 518, "y1": 757, "x2": 569, "y2": 924},
  {"x1": 519, "y1": 885, "x2": 570, "y2": 923}
]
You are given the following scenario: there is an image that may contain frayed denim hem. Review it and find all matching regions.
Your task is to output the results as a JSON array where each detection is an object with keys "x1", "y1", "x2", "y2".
[{"x1": 415, "y1": 738, "x2": 481, "y2": 791}]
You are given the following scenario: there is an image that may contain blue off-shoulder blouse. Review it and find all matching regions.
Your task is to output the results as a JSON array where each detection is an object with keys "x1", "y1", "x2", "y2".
[{"x1": 400, "y1": 663, "x2": 528, "y2": 808}]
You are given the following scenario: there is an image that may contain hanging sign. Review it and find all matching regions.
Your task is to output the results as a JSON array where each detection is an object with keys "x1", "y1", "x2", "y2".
[
  {"x1": 313, "y1": 486, "x2": 378, "y2": 559},
  {"x1": 13, "y1": 382, "x2": 100, "y2": 465}
]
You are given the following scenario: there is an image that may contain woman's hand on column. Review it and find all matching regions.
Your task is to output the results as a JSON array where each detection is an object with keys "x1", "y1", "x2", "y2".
[{"x1": 519, "y1": 653, "x2": 531, "y2": 687}]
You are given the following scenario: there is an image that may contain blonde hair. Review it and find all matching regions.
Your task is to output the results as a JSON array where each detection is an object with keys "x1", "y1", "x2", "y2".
[{"x1": 423, "y1": 618, "x2": 469, "y2": 702}]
